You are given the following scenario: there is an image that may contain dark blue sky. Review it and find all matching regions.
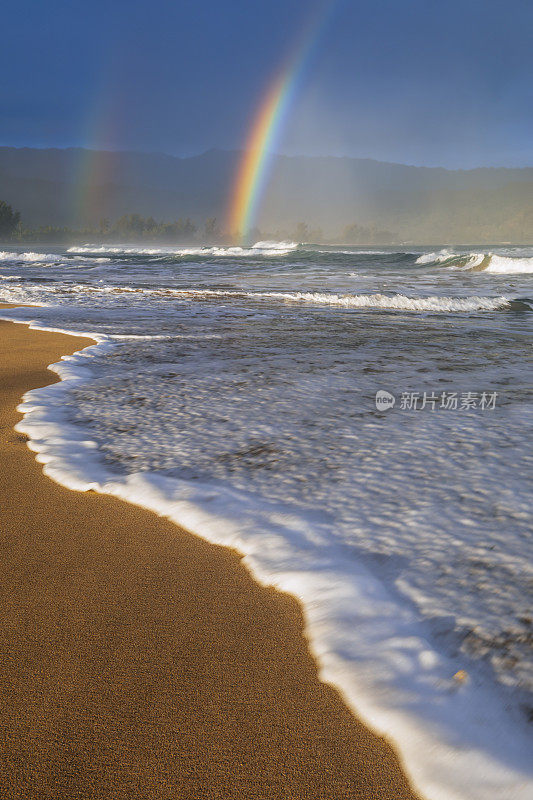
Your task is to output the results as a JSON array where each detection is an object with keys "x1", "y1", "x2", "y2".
[{"x1": 3, "y1": 0, "x2": 532, "y2": 167}]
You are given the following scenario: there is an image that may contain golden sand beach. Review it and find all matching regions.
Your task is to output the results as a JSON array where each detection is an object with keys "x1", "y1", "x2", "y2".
[{"x1": 0, "y1": 305, "x2": 419, "y2": 799}]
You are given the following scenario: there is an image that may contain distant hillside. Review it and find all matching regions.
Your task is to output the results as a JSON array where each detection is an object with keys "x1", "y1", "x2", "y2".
[{"x1": 0, "y1": 147, "x2": 532, "y2": 242}]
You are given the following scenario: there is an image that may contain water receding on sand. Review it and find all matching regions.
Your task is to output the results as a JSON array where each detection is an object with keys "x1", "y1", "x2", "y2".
[{"x1": 1, "y1": 243, "x2": 532, "y2": 799}]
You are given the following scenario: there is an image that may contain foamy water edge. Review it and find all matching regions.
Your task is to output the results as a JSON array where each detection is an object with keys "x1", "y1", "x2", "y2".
[{"x1": 1, "y1": 307, "x2": 532, "y2": 800}]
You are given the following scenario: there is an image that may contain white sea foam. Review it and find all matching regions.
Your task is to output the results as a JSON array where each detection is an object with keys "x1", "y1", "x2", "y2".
[
  {"x1": 174, "y1": 244, "x2": 297, "y2": 257},
  {"x1": 253, "y1": 290, "x2": 511, "y2": 311},
  {"x1": 67, "y1": 241, "x2": 298, "y2": 257},
  {"x1": 416, "y1": 250, "x2": 455, "y2": 265},
  {"x1": 0, "y1": 251, "x2": 111, "y2": 267},
  {"x1": 0, "y1": 250, "x2": 64, "y2": 263},
  {"x1": 251, "y1": 240, "x2": 298, "y2": 250},
  {"x1": 416, "y1": 250, "x2": 533, "y2": 274},
  {"x1": 415, "y1": 251, "x2": 486, "y2": 269},
  {"x1": 316, "y1": 248, "x2": 393, "y2": 255},
  {"x1": 68, "y1": 245, "x2": 179, "y2": 255},
  {"x1": 92, "y1": 285, "x2": 512, "y2": 312},
  {"x1": 1, "y1": 322, "x2": 529, "y2": 800},
  {"x1": 484, "y1": 255, "x2": 533, "y2": 274},
  {"x1": 1, "y1": 280, "x2": 516, "y2": 312}
]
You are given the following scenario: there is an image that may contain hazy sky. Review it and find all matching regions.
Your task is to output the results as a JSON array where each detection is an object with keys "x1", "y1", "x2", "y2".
[{"x1": 3, "y1": 0, "x2": 532, "y2": 167}]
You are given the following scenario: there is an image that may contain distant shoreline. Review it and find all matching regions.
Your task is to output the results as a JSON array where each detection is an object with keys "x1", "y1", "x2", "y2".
[{"x1": 2, "y1": 145, "x2": 531, "y2": 242}]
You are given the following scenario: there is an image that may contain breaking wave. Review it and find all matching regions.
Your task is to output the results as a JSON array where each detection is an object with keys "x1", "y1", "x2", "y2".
[
  {"x1": 416, "y1": 250, "x2": 533, "y2": 274},
  {"x1": 256, "y1": 291, "x2": 517, "y2": 311},
  {"x1": 67, "y1": 241, "x2": 299, "y2": 258},
  {"x1": 0, "y1": 250, "x2": 64, "y2": 263},
  {"x1": 483, "y1": 255, "x2": 533, "y2": 274},
  {"x1": 251, "y1": 240, "x2": 298, "y2": 250},
  {"x1": 0, "y1": 251, "x2": 110, "y2": 266},
  {"x1": 38, "y1": 283, "x2": 517, "y2": 312}
]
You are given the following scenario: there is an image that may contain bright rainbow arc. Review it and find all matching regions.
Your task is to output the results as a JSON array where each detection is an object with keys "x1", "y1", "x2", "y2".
[{"x1": 228, "y1": 1, "x2": 338, "y2": 241}]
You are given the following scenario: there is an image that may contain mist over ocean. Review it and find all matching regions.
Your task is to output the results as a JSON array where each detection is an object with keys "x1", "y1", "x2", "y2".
[{"x1": 1, "y1": 242, "x2": 532, "y2": 798}]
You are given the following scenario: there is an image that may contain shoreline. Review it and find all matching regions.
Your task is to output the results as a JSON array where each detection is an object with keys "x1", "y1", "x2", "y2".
[{"x1": 0, "y1": 305, "x2": 420, "y2": 799}]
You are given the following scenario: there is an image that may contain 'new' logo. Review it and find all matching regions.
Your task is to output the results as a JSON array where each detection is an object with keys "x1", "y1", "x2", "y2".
[{"x1": 375, "y1": 390, "x2": 396, "y2": 411}]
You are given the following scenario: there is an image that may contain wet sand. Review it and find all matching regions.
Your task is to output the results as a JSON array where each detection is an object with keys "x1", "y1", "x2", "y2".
[{"x1": 0, "y1": 306, "x2": 420, "y2": 799}]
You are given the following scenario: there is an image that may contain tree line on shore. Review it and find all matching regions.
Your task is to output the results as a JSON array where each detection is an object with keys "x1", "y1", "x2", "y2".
[
  {"x1": 0, "y1": 206, "x2": 209, "y2": 243},
  {"x1": 0, "y1": 200, "x2": 398, "y2": 244},
  {"x1": 0, "y1": 201, "x2": 21, "y2": 238}
]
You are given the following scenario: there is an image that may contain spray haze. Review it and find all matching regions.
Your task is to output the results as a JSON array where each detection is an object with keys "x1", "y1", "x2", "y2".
[{"x1": 2, "y1": 147, "x2": 532, "y2": 243}]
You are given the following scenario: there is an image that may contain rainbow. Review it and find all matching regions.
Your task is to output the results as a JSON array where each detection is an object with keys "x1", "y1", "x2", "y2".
[
  {"x1": 69, "y1": 48, "x2": 123, "y2": 229},
  {"x1": 228, "y1": 1, "x2": 339, "y2": 241}
]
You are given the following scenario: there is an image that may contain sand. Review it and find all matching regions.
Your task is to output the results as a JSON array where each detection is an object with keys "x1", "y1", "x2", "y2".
[{"x1": 0, "y1": 306, "x2": 420, "y2": 799}]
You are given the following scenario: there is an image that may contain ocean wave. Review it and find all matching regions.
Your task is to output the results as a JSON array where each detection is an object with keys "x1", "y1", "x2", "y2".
[
  {"x1": 9, "y1": 281, "x2": 515, "y2": 312},
  {"x1": 68, "y1": 245, "x2": 180, "y2": 256},
  {"x1": 251, "y1": 240, "x2": 298, "y2": 250},
  {"x1": 483, "y1": 255, "x2": 533, "y2": 274},
  {"x1": 174, "y1": 244, "x2": 298, "y2": 257},
  {"x1": 102, "y1": 286, "x2": 513, "y2": 312},
  {"x1": 1, "y1": 274, "x2": 525, "y2": 313},
  {"x1": 257, "y1": 291, "x2": 513, "y2": 311},
  {"x1": 0, "y1": 251, "x2": 111, "y2": 267},
  {"x1": 416, "y1": 250, "x2": 533, "y2": 274},
  {"x1": 316, "y1": 248, "x2": 396, "y2": 255},
  {"x1": 0, "y1": 250, "x2": 64, "y2": 263},
  {"x1": 67, "y1": 241, "x2": 299, "y2": 258}
]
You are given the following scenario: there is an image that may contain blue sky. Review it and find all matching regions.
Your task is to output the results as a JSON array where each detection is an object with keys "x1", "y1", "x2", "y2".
[{"x1": 2, "y1": 0, "x2": 532, "y2": 167}]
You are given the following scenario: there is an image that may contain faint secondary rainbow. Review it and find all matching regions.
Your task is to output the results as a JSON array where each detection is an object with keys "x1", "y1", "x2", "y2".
[
  {"x1": 68, "y1": 47, "x2": 125, "y2": 229},
  {"x1": 228, "y1": 1, "x2": 339, "y2": 241}
]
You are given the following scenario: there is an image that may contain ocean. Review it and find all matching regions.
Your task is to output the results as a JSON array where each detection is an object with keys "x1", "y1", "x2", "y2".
[{"x1": 0, "y1": 242, "x2": 532, "y2": 799}]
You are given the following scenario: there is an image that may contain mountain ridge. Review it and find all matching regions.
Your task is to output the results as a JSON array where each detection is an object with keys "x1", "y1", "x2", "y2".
[{"x1": 1, "y1": 147, "x2": 532, "y2": 241}]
